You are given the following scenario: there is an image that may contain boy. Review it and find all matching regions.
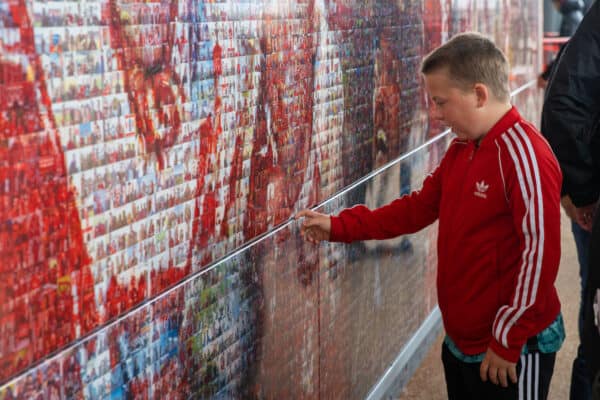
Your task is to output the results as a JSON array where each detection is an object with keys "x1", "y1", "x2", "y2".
[{"x1": 296, "y1": 32, "x2": 564, "y2": 400}]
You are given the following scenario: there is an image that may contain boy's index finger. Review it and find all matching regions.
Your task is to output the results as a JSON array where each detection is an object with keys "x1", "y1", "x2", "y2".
[
  {"x1": 302, "y1": 218, "x2": 321, "y2": 229},
  {"x1": 295, "y1": 209, "x2": 316, "y2": 219},
  {"x1": 294, "y1": 209, "x2": 308, "y2": 219}
]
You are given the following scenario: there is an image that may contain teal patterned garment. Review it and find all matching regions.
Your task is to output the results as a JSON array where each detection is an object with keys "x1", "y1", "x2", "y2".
[{"x1": 444, "y1": 313, "x2": 565, "y2": 363}]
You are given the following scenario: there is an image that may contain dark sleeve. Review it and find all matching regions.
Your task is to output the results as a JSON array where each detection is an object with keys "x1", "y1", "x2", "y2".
[
  {"x1": 540, "y1": 59, "x2": 554, "y2": 81},
  {"x1": 541, "y1": 43, "x2": 567, "y2": 82},
  {"x1": 541, "y1": 1, "x2": 600, "y2": 207}
]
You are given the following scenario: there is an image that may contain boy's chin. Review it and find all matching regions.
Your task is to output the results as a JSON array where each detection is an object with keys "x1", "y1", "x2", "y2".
[
  {"x1": 453, "y1": 130, "x2": 481, "y2": 141},
  {"x1": 453, "y1": 131, "x2": 469, "y2": 140}
]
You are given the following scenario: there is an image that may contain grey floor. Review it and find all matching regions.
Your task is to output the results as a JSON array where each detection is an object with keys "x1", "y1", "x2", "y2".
[{"x1": 400, "y1": 209, "x2": 582, "y2": 399}]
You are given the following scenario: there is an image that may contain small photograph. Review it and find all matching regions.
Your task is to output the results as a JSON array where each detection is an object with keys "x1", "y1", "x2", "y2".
[
  {"x1": 124, "y1": 245, "x2": 139, "y2": 271},
  {"x1": 82, "y1": 2, "x2": 102, "y2": 26},
  {"x1": 60, "y1": 349, "x2": 85, "y2": 399},
  {"x1": 76, "y1": 120, "x2": 103, "y2": 146},
  {"x1": 100, "y1": 26, "x2": 111, "y2": 49},
  {"x1": 91, "y1": 210, "x2": 109, "y2": 239},
  {"x1": 65, "y1": 147, "x2": 81, "y2": 174},
  {"x1": 109, "y1": 362, "x2": 125, "y2": 398},
  {"x1": 84, "y1": 375, "x2": 106, "y2": 399},
  {"x1": 62, "y1": 51, "x2": 75, "y2": 77},
  {"x1": 79, "y1": 344, "x2": 104, "y2": 386},
  {"x1": 91, "y1": 234, "x2": 109, "y2": 261},
  {"x1": 42, "y1": 52, "x2": 63, "y2": 80},
  {"x1": 59, "y1": 125, "x2": 78, "y2": 150}
]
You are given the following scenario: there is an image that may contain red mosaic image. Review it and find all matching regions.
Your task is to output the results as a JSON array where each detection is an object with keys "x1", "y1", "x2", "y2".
[{"x1": 0, "y1": 0, "x2": 542, "y2": 396}]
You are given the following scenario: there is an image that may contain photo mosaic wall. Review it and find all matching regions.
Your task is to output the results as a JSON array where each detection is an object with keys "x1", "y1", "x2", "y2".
[{"x1": 0, "y1": 0, "x2": 542, "y2": 398}]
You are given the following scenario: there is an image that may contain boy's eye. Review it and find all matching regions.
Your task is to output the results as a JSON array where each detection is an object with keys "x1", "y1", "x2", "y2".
[{"x1": 434, "y1": 100, "x2": 446, "y2": 107}]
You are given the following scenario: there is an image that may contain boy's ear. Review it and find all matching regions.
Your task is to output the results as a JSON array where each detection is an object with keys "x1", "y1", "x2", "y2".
[{"x1": 473, "y1": 83, "x2": 488, "y2": 107}]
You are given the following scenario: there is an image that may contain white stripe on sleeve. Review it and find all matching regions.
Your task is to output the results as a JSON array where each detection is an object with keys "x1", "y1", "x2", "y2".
[{"x1": 494, "y1": 124, "x2": 545, "y2": 348}]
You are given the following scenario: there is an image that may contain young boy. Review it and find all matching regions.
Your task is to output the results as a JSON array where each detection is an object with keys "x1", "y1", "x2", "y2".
[{"x1": 296, "y1": 32, "x2": 564, "y2": 400}]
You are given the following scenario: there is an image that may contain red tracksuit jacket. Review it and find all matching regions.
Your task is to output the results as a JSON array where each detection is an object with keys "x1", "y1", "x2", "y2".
[{"x1": 330, "y1": 107, "x2": 562, "y2": 362}]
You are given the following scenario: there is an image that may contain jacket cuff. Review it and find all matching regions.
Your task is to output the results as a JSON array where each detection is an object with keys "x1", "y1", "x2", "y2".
[
  {"x1": 570, "y1": 190, "x2": 600, "y2": 208},
  {"x1": 488, "y1": 338, "x2": 522, "y2": 363},
  {"x1": 329, "y1": 216, "x2": 344, "y2": 242}
]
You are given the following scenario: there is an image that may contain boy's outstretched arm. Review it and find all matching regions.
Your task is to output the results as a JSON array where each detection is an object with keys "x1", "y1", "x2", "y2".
[
  {"x1": 295, "y1": 209, "x2": 331, "y2": 244},
  {"x1": 296, "y1": 160, "x2": 446, "y2": 244}
]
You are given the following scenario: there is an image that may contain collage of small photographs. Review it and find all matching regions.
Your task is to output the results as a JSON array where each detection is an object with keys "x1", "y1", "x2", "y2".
[{"x1": 0, "y1": 0, "x2": 542, "y2": 398}]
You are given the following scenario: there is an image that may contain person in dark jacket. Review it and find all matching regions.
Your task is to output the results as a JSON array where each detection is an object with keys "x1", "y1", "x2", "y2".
[
  {"x1": 538, "y1": 0, "x2": 585, "y2": 87},
  {"x1": 540, "y1": 2, "x2": 591, "y2": 399},
  {"x1": 541, "y1": 2, "x2": 600, "y2": 399}
]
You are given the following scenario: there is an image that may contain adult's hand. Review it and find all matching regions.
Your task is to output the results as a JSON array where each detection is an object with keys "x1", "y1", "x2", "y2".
[
  {"x1": 295, "y1": 209, "x2": 331, "y2": 244},
  {"x1": 537, "y1": 74, "x2": 548, "y2": 89},
  {"x1": 574, "y1": 202, "x2": 597, "y2": 232},
  {"x1": 561, "y1": 195, "x2": 577, "y2": 220},
  {"x1": 480, "y1": 347, "x2": 518, "y2": 387}
]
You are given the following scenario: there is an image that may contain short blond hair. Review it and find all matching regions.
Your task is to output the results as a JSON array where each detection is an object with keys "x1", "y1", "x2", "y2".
[{"x1": 421, "y1": 32, "x2": 510, "y2": 102}]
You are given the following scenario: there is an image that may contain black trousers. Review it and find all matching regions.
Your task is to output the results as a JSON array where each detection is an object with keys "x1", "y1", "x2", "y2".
[
  {"x1": 583, "y1": 212, "x2": 600, "y2": 400},
  {"x1": 441, "y1": 342, "x2": 556, "y2": 400}
]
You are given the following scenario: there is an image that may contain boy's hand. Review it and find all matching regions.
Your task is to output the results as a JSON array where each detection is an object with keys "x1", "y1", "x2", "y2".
[
  {"x1": 480, "y1": 347, "x2": 517, "y2": 387},
  {"x1": 295, "y1": 209, "x2": 331, "y2": 244}
]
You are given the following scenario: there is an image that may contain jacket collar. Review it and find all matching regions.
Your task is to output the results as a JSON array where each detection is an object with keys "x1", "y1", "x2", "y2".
[{"x1": 478, "y1": 105, "x2": 521, "y2": 147}]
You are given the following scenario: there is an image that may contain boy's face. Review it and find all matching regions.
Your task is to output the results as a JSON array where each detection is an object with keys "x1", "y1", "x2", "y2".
[{"x1": 423, "y1": 69, "x2": 481, "y2": 141}]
